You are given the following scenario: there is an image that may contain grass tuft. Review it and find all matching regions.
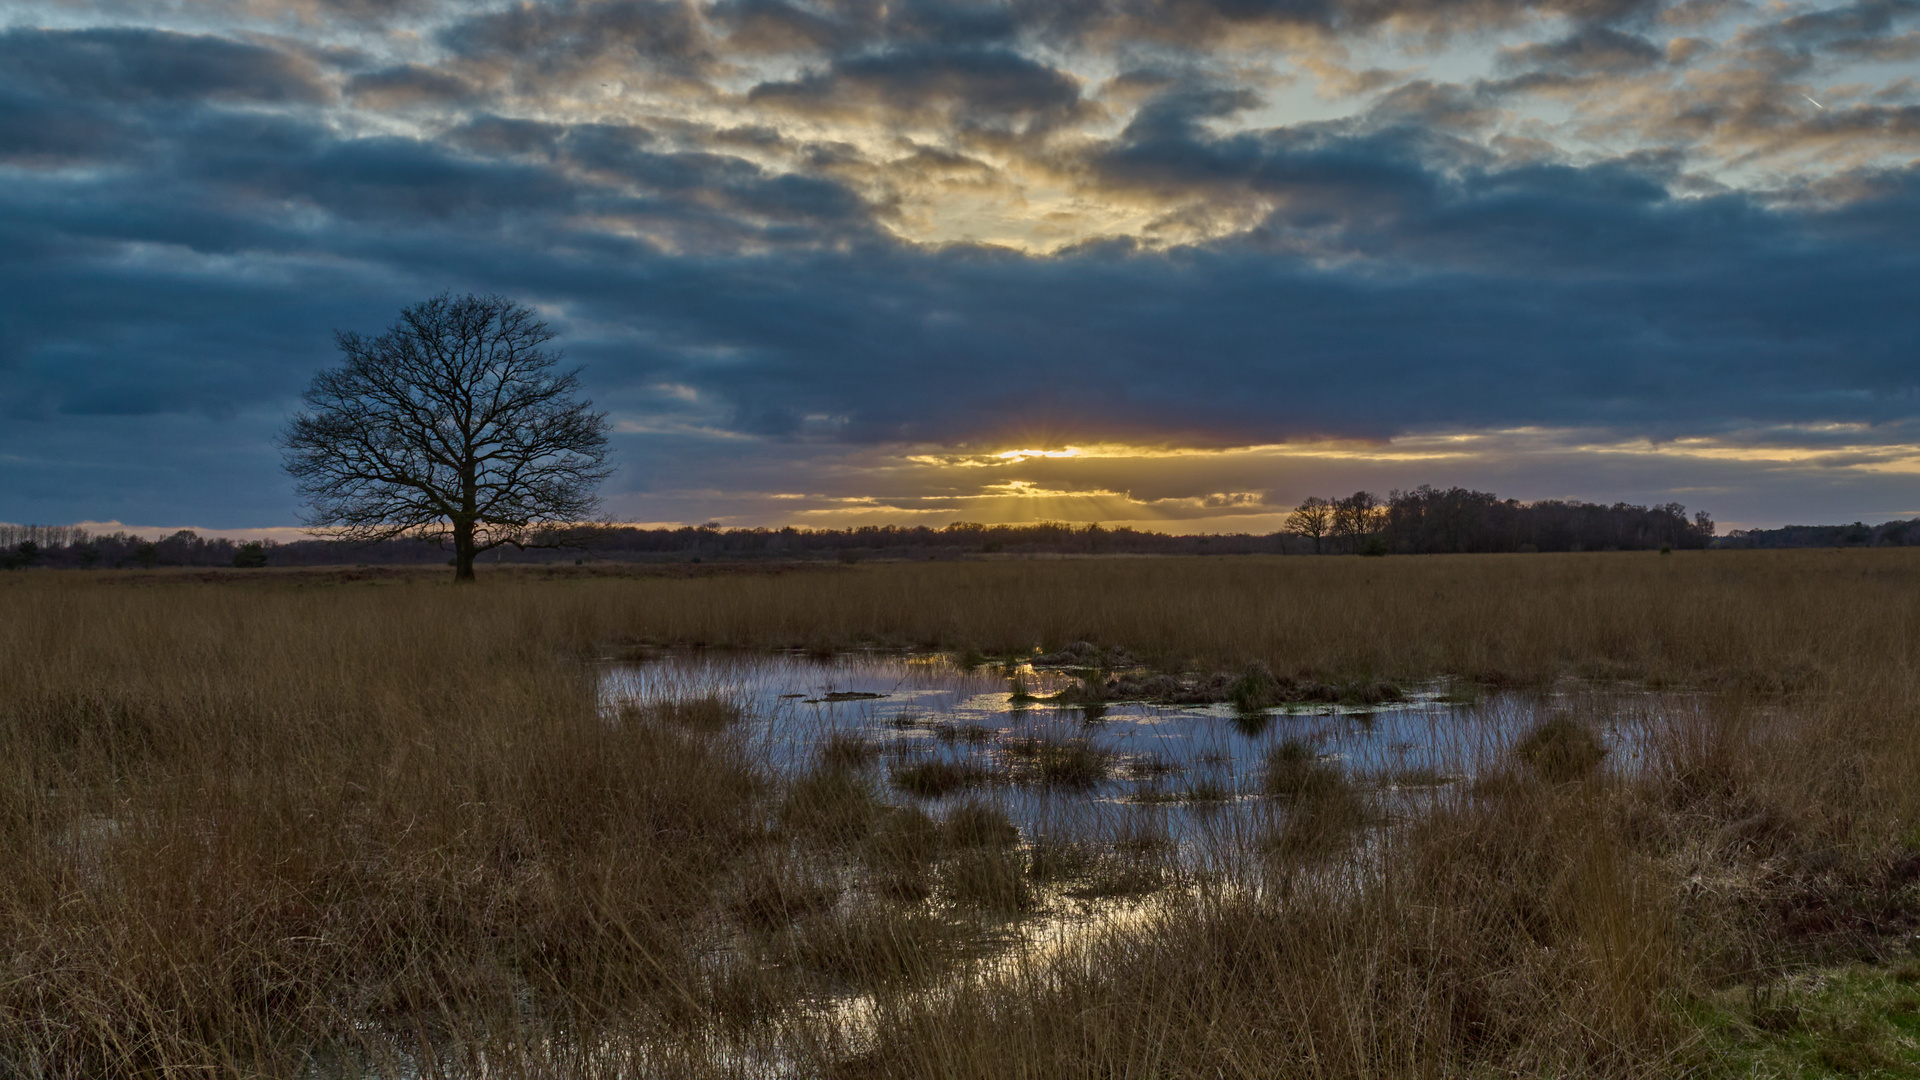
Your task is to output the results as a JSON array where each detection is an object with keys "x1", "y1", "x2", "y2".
[
  {"x1": 1004, "y1": 734, "x2": 1112, "y2": 789},
  {"x1": 819, "y1": 729, "x2": 881, "y2": 771},
  {"x1": 780, "y1": 767, "x2": 882, "y2": 842},
  {"x1": 1514, "y1": 716, "x2": 1609, "y2": 782},
  {"x1": 890, "y1": 756, "x2": 997, "y2": 798},
  {"x1": 943, "y1": 799, "x2": 1020, "y2": 849}
]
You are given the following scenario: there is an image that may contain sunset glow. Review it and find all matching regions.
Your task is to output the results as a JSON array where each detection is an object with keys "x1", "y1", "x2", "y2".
[{"x1": 1, "y1": 0, "x2": 1916, "y2": 531}]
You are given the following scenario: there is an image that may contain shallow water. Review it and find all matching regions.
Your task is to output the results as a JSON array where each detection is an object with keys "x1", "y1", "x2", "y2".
[
  {"x1": 599, "y1": 650, "x2": 1620, "y2": 850},
  {"x1": 595, "y1": 654, "x2": 1682, "y2": 1074}
]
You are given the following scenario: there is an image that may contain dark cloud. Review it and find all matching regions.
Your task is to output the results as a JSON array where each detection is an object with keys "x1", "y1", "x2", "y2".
[
  {"x1": 586, "y1": 168, "x2": 1916, "y2": 451},
  {"x1": 0, "y1": 84, "x2": 129, "y2": 167},
  {"x1": 439, "y1": 0, "x2": 715, "y2": 86},
  {"x1": 447, "y1": 115, "x2": 571, "y2": 157},
  {"x1": 0, "y1": 27, "x2": 329, "y2": 105},
  {"x1": 6, "y1": 146, "x2": 1917, "y2": 522},
  {"x1": 5, "y1": 0, "x2": 1920, "y2": 530},
  {"x1": 1757, "y1": 0, "x2": 1918, "y2": 49},
  {"x1": 1019, "y1": 0, "x2": 1665, "y2": 50},
  {"x1": 748, "y1": 47, "x2": 1086, "y2": 136},
  {"x1": 0, "y1": 27, "x2": 331, "y2": 168},
  {"x1": 1083, "y1": 89, "x2": 1482, "y2": 237},
  {"x1": 344, "y1": 64, "x2": 482, "y2": 109},
  {"x1": 1499, "y1": 26, "x2": 1665, "y2": 73},
  {"x1": 716, "y1": 0, "x2": 1021, "y2": 53}
]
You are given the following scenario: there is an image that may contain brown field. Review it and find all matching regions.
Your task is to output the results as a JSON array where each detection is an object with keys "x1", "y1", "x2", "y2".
[{"x1": 3, "y1": 550, "x2": 1918, "y2": 1078}]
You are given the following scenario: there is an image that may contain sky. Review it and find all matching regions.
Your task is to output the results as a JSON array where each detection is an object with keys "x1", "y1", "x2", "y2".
[{"x1": 1, "y1": 0, "x2": 1917, "y2": 537}]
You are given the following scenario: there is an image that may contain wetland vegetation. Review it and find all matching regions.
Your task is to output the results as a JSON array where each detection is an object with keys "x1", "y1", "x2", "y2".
[{"x1": 3, "y1": 551, "x2": 1919, "y2": 1077}]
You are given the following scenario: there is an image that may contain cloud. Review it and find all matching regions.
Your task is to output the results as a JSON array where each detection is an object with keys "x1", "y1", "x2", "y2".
[
  {"x1": 0, "y1": 26, "x2": 332, "y2": 167},
  {"x1": 1499, "y1": 26, "x2": 1666, "y2": 73},
  {"x1": 4, "y1": 0, "x2": 1920, "y2": 532},
  {"x1": 0, "y1": 27, "x2": 330, "y2": 105},
  {"x1": 715, "y1": 0, "x2": 1021, "y2": 54},
  {"x1": 344, "y1": 64, "x2": 483, "y2": 109},
  {"x1": 747, "y1": 47, "x2": 1088, "y2": 138},
  {"x1": 438, "y1": 0, "x2": 717, "y2": 90}
]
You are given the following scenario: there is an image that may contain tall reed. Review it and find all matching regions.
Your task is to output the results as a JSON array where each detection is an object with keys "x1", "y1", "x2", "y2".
[{"x1": 2, "y1": 550, "x2": 1916, "y2": 1077}]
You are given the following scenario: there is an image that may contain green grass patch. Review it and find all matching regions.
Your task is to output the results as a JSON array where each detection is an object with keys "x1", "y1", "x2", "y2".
[{"x1": 1691, "y1": 964, "x2": 1920, "y2": 1078}]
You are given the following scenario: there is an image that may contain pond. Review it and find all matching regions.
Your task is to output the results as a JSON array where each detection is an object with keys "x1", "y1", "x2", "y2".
[
  {"x1": 601, "y1": 649, "x2": 1659, "y2": 859},
  {"x1": 593, "y1": 651, "x2": 1690, "y2": 1073}
]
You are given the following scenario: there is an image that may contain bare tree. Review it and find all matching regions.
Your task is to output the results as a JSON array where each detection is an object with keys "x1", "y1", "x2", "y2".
[
  {"x1": 1332, "y1": 491, "x2": 1381, "y2": 553},
  {"x1": 1286, "y1": 496, "x2": 1333, "y2": 554},
  {"x1": 283, "y1": 293, "x2": 612, "y2": 581}
]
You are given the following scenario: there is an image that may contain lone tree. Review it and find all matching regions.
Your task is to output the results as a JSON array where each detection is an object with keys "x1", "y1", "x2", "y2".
[{"x1": 283, "y1": 293, "x2": 611, "y2": 581}]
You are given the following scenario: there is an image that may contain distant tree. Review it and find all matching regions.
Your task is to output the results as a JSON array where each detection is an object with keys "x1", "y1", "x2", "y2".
[
  {"x1": 283, "y1": 293, "x2": 612, "y2": 581},
  {"x1": 233, "y1": 541, "x2": 270, "y2": 568},
  {"x1": 1287, "y1": 497, "x2": 1333, "y2": 554},
  {"x1": 1332, "y1": 491, "x2": 1381, "y2": 553},
  {"x1": 131, "y1": 542, "x2": 159, "y2": 568}
]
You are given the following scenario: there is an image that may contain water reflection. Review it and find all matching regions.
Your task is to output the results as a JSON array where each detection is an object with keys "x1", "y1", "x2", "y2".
[
  {"x1": 591, "y1": 652, "x2": 1686, "y2": 1072},
  {"x1": 600, "y1": 650, "x2": 1546, "y2": 851}
]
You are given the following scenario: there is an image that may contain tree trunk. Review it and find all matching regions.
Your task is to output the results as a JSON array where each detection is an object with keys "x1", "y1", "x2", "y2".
[{"x1": 453, "y1": 518, "x2": 476, "y2": 582}]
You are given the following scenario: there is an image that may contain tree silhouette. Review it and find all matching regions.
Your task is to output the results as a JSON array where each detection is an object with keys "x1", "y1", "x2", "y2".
[
  {"x1": 1332, "y1": 491, "x2": 1381, "y2": 553},
  {"x1": 1286, "y1": 497, "x2": 1333, "y2": 554},
  {"x1": 283, "y1": 293, "x2": 611, "y2": 581}
]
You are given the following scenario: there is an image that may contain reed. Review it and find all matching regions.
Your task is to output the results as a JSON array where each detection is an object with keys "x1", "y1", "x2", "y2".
[{"x1": 1, "y1": 550, "x2": 1916, "y2": 1077}]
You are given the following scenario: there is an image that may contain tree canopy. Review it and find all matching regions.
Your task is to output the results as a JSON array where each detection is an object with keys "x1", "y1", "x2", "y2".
[{"x1": 283, "y1": 293, "x2": 611, "y2": 580}]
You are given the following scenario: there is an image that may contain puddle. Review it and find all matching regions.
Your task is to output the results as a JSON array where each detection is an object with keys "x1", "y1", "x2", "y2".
[{"x1": 599, "y1": 651, "x2": 1617, "y2": 854}]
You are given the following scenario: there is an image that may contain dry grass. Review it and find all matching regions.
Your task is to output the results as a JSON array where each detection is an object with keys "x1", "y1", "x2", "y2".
[{"x1": 2, "y1": 550, "x2": 1919, "y2": 1077}]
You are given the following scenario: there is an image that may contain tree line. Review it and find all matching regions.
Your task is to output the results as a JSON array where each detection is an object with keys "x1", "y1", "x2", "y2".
[
  {"x1": 1714, "y1": 519, "x2": 1920, "y2": 549},
  {"x1": 1284, "y1": 486, "x2": 1718, "y2": 554},
  {"x1": 0, "y1": 527, "x2": 271, "y2": 570},
  {"x1": 4, "y1": 488, "x2": 1736, "y2": 570}
]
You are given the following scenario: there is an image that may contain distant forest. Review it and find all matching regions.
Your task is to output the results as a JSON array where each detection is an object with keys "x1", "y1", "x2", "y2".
[
  {"x1": 3, "y1": 488, "x2": 1915, "y2": 569},
  {"x1": 0, "y1": 488, "x2": 1881, "y2": 572}
]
